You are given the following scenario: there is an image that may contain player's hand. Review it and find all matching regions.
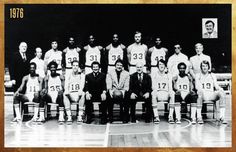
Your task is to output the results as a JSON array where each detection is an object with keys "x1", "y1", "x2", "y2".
[
  {"x1": 86, "y1": 92, "x2": 92, "y2": 100},
  {"x1": 101, "y1": 93, "x2": 106, "y2": 101},
  {"x1": 130, "y1": 93, "x2": 137, "y2": 99},
  {"x1": 175, "y1": 90, "x2": 181, "y2": 95},
  {"x1": 40, "y1": 89, "x2": 47, "y2": 96},
  {"x1": 190, "y1": 90, "x2": 196, "y2": 95},
  {"x1": 14, "y1": 91, "x2": 19, "y2": 97},
  {"x1": 143, "y1": 92, "x2": 150, "y2": 99}
]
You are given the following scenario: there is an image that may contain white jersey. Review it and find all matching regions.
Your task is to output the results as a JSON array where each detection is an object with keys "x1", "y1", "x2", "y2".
[
  {"x1": 108, "y1": 45, "x2": 124, "y2": 65},
  {"x1": 45, "y1": 49, "x2": 62, "y2": 70},
  {"x1": 151, "y1": 47, "x2": 166, "y2": 66},
  {"x1": 198, "y1": 73, "x2": 215, "y2": 92},
  {"x1": 26, "y1": 75, "x2": 40, "y2": 101},
  {"x1": 66, "y1": 73, "x2": 85, "y2": 93},
  {"x1": 154, "y1": 73, "x2": 170, "y2": 92},
  {"x1": 65, "y1": 47, "x2": 79, "y2": 68},
  {"x1": 129, "y1": 44, "x2": 147, "y2": 66},
  {"x1": 48, "y1": 75, "x2": 62, "y2": 94},
  {"x1": 176, "y1": 75, "x2": 190, "y2": 93},
  {"x1": 30, "y1": 57, "x2": 45, "y2": 78},
  {"x1": 85, "y1": 46, "x2": 101, "y2": 67}
]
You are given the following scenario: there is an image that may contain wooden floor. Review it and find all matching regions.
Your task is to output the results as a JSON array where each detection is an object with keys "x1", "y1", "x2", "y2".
[{"x1": 4, "y1": 95, "x2": 232, "y2": 147}]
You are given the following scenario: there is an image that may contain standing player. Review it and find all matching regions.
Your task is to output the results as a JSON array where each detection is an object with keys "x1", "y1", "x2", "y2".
[
  {"x1": 195, "y1": 60, "x2": 226, "y2": 124},
  {"x1": 38, "y1": 61, "x2": 65, "y2": 124},
  {"x1": 127, "y1": 31, "x2": 148, "y2": 74},
  {"x1": 44, "y1": 39, "x2": 63, "y2": 75},
  {"x1": 105, "y1": 33, "x2": 128, "y2": 73},
  {"x1": 167, "y1": 44, "x2": 189, "y2": 77},
  {"x1": 62, "y1": 37, "x2": 81, "y2": 79},
  {"x1": 12, "y1": 62, "x2": 43, "y2": 122},
  {"x1": 64, "y1": 60, "x2": 85, "y2": 124},
  {"x1": 172, "y1": 62, "x2": 198, "y2": 124},
  {"x1": 147, "y1": 37, "x2": 168, "y2": 75},
  {"x1": 82, "y1": 35, "x2": 103, "y2": 74},
  {"x1": 190, "y1": 43, "x2": 211, "y2": 79},
  {"x1": 30, "y1": 47, "x2": 45, "y2": 78},
  {"x1": 151, "y1": 59, "x2": 175, "y2": 124}
]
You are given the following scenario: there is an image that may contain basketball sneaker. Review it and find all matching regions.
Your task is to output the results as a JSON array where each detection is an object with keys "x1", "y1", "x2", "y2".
[
  {"x1": 168, "y1": 117, "x2": 175, "y2": 124},
  {"x1": 153, "y1": 117, "x2": 160, "y2": 124},
  {"x1": 197, "y1": 118, "x2": 204, "y2": 124}
]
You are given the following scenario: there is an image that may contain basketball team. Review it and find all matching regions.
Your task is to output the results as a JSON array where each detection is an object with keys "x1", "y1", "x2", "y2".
[{"x1": 8, "y1": 31, "x2": 227, "y2": 125}]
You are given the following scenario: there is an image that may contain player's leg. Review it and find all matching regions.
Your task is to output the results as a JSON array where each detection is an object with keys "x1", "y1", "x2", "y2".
[
  {"x1": 12, "y1": 94, "x2": 28, "y2": 122},
  {"x1": 56, "y1": 91, "x2": 65, "y2": 124},
  {"x1": 144, "y1": 96, "x2": 152, "y2": 123},
  {"x1": 107, "y1": 93, "x2": 114, "y2": 123},
  {"x1": 151, "y1": 90, "x2": 160, "y2": 123},
  {"x1": 185, "y1": 93, "x2": 198, "y2": 124},
  {"x1": 168, "y1": 91, "x2": 175, "y2": 124},
  {"x1": 64, "y1": 94, "x2": 72, "y2": 124},
  {"x1": 130, "y1": 93, "x2": 137, "y2": 123},
  {"x1": 31, "y1": 92, "x2": 40, "y2": 121},
  {"x1": 215, "y1": 90, "x2": 227, "y2": 124},
  {"x1": 174, "y1": 93, "x2": 182, "y2": 124},
  {"x1": 37, "y1": 93, "x2": 51, "y2": 123},
  {"x1": 196, "y1": 90, "x2": 204, "y2": 124},
  {"x1": 77, "y1": 92, "x2": 85, "y2": 123}
]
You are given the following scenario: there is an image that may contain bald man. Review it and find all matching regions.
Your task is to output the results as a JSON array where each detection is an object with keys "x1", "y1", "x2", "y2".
[
  {"x1": 30, "y1": 47, "x2": 45, "y2": 78},
  {"x1": 129, "y1": 62, "x2": 152, "y2": 123}
]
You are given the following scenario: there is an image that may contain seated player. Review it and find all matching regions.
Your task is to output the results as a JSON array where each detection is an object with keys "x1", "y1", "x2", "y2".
[
  {"x1": 151, "y1": 59, "x2": 175, "y2": 124},
  {"x1": 84, "y1": 61, "x2": 107, "y2": 124},
  {"x1": 106, "y1": 59, "x2": 130, "y2": 123},
  {"x1": 129, "y1": 62, "x2": 152, "y2": 123},
  {"x1": 12, "y1": 62, "x2": 43, "y2": 123},
  {"x1": 195, "y1": 60, "x2": 227, "y2": 124},
  {"x1": 172, "y1": 62, "x2": 198, "y2": 124},
  {"x1": 38, "y1": 61, "x2": 65, "y2": 124},
  {"x1": 64, "y1": 60, "x2": 85, "y2": 124}
]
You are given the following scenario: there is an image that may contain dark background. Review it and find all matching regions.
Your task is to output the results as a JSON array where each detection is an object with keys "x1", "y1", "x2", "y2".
[{"x1": 5, "y1": 4, "x2": 231, "y2": 72}]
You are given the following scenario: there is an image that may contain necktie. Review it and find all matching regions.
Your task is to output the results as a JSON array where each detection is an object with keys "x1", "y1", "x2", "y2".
[
  {"x1": 138, "y1": 73, "x2": 142, "y2": 84},
  {"x1": 22, "y1": 53, "x2": 26, "y2": 61}
]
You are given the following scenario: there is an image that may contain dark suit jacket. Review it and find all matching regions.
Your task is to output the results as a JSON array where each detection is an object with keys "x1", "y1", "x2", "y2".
[
  {"x1": 84, "y1": 72, "x2": 107, "y2": 100},
  {"x1": 9, "y1": 51, "x2": 30, "y2": 92},
  {"x1": 129, "y1": 72, "x2": 152, "y2": 97}
]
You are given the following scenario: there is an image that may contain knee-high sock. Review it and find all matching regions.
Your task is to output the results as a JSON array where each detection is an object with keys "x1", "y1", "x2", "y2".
[
  {"x1": 14, "y1": 104, "x2": 21, "y2": 119},
  {"x1": 39, "y1": 107, "x2": 45, "y2": 120},
  {"x1": 219, "y1": 106, "x2": 225, "y2": 119},
  {"x1": 197, "y1": 105, "x2": 202, "y2": 119},
  {"x1": 78, "y1": 106, "x2": 85, "y2": 116},
  {"x1": 175, "y1": 103, "x2": 181, "y2": 120},
  {"x1": 33, "y1": 103, "x2": 39, "y2": 119},
  {"x1": 65, "y1": 108, "x2": 72, "y2": 119},
  {"x1": 169, "y1": 103, "x2": 174, "y2": 119},
  {"x1": 190, "y1": 103, "x2": 197, "y2": 120},
  {"x1": 59, "y1": 107, "x2": 64, "y2": 120},
  {"x1": 152, "y1": 104, "x2": 159, "y2": 117}
]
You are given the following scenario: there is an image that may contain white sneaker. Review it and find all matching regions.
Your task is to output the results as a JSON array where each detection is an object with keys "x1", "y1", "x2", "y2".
[
  {"x1": 176, "y1": 119, "x2": 181, "y2": 124},
  {"x1": 191, "y1": 118, "x2": 196, "y2": 125}
]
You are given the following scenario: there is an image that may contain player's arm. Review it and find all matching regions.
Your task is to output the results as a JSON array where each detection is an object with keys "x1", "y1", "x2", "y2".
[
  {"x1": 168, "y1": 74, "x2": 174, "y2": 93},
  {"x1": 100, "y1": 47, "x2": 107, "y2": 73},
  {"x1": 188, "y1": 74, "x2": 195, "y2": 93},
  {"x1": 189, "y1": 57, "x2": 196, "y2": 80},
  {"x1": 172, "y1": 75, "x2": 178, "y2": 92},
  {"x1": 146, "y1": 48, "x2": 152, "y2": 72},
  {"x1": 80, "y1": 46, "x2": 87, "y2": 71},
  {"x1": 208, "y1": 56, "x2": 212, "y2": 71},
  {"x1": 61, "y1": 48, "x2": 67, "y2": 70},
  {"x1": 60, "y1": 74, "x2": 65, "y2": 92},
  {"x1": 43, "y1": 51, "x2": 50, "y2": 73},
  {"x1": 127, "y1": 45, "x2": 132, "y2": 66},
  {"x1": 15, "y1": 76, "x2": 28, "y2": 95},
  {"x1": 195, "y1": 74, "x2": 202, "y2": 92},
  {"x1": 164, "y1": 48, "x2": 169, "y2": 59},
  {"x1": 38, "y1": 76, "x2": 43, "y2": 92},
  {"x1": 166, "y1": 57, "x2": 172, "y2": 73},
  {"x1": 121, "y1": 44, "x2": 129, "y2": 71},
  {"x1": 80, "y1": 74, "x2": 86, "y2": 92},
  {"x1": 211, "y1": 73, "x2": 222, "y2": 91}
]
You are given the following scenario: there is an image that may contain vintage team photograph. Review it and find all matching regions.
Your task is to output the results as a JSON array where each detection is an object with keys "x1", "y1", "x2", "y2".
[{"x1": 4, "y1": 4, "x2": 232, "y2": 147}]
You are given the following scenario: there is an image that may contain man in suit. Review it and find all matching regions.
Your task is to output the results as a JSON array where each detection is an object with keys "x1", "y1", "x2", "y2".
[
  {"x1": 129, "y1": 62, "x2": 152, "y2": 123},
  {"x1": 84, "y1": 61, "x2": 107, "y2": 124},
  {"x1": 9, "y1": 42, "x2": 30, "y2": 118},
  {"x1": 106, "y1": 59, "x2": 130, "y2": 123}
]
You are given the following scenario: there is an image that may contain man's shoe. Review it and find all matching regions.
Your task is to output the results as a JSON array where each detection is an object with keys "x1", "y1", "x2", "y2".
[{"x1": 153, "y1": 117, "x2": 160, "y2": 124}]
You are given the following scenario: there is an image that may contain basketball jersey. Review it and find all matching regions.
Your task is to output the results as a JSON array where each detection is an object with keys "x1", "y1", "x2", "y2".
[
  {"x1": 108, "y1": 45, "x2": 124, "y2": 65},
  {"x1": 199, "y1": 73, "x2": 214, "y2": 92},
  {"x1": 65, "y1": 48, "x2": 79, "y2": 68},
  {"x1": 26, "y1": 75, "x2": 40, "y2": 101},
  {"x1": 151, "y1": 47, "x2": 166, "y2": 66},
  {"x1": 67, "y1": 74, "x2": 83, "y2": 93},
  {"x1": 47, "y1": 50, "x2": 62, "y2": 69},
  {"x1": 130, "y1": 44, "x2": 146, "y2": 66},
  {"x1": 176, "y1": 75, "x2": 190, "y2": 92},
  {"x1": 155, "y1": 73, "x2": 169, "y2": 92},
  {"x1": 85, "y1": 46, "x2": 101, "y2": 66},
  {"x1": 48, "y1": 75, "x2": 62, "y2": 94}
]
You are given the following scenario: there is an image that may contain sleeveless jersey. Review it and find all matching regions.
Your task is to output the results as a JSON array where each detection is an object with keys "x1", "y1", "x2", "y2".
[
  {"x1": 130, "y1": 44, "x2": 146, "y2": 66},
  {"x1": 85, "y1": 46, "x2": 101, "y2": 67},
  {"x1": 199, "y1": 73, "x2": 214, "y2": 92},
  {"x1": 67, "y1": 74, "x2": 83, "y2": 93},
  {"x1": 155, "y1": 73, "x2": 169, "y2": 92},
  {"x1": 48, "y1": 75, "x2": 62, "y2": 94},
  {"x1": 65, "y1": 48, "x2": 79, "y2": 68},
  {"x1": 47, "y1": 50, "x2": 62, "y2": 69},
  {"x1": 26, "y1": 75, "x2": 40, "y2": 101},
  {"x1": 108, "y1": 45, "x2": 124, "y2": 65},
  {"x1": 151, "y1": 47, "x2": 166, "y2": 66},
  {"x1": 176, "y1": 75, "x2": 190, "y2": 92}
]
